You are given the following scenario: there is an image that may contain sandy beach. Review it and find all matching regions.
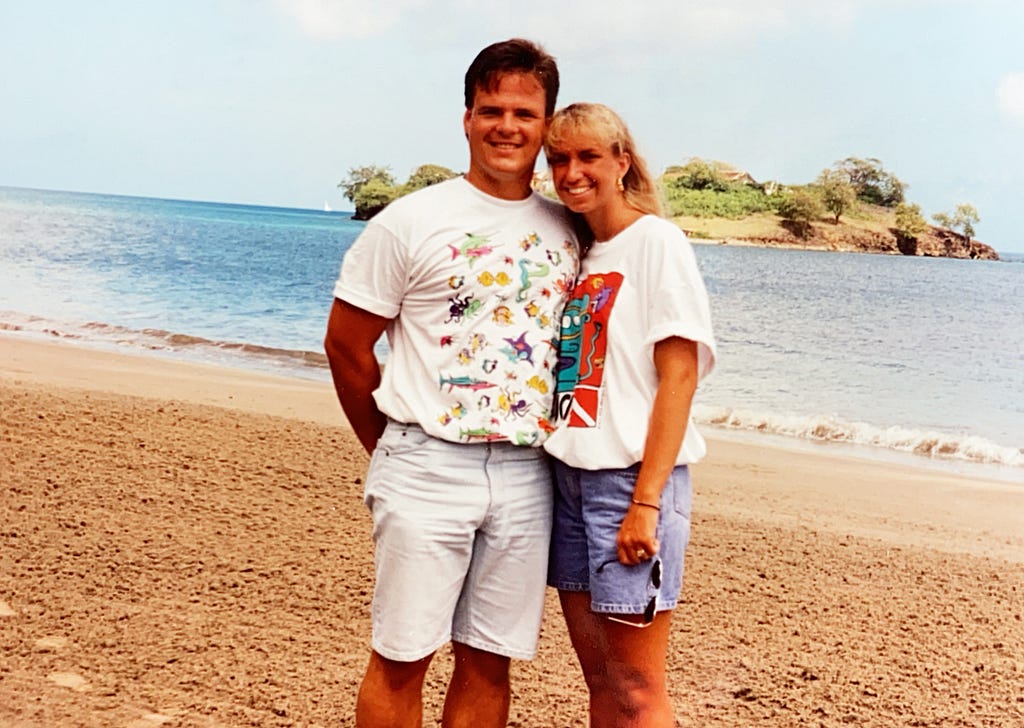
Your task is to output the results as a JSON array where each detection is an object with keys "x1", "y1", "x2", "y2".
[{"x1": 2, "y1": 335, "x2": 1022, "y2": 727}]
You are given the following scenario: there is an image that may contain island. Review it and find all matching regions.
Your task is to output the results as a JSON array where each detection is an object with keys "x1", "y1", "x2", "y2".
[{"x1": 335, "y1": 157, "x2": 1000, "y2": 260}]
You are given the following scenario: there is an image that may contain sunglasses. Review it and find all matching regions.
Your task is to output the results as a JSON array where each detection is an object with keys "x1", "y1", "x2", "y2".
[{"x1": 596, "y1": 558, "x2": 661, "y2": 628}]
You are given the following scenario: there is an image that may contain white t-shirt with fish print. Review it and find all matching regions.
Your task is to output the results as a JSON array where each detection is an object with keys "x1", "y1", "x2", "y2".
[{"x1": 334, "y1": 176, "x2": 579, "y2": 446}]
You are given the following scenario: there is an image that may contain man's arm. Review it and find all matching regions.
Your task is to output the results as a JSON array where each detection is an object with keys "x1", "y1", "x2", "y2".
[{"x1": 324, "y1": 298, "x2": 391, "y2": 454}]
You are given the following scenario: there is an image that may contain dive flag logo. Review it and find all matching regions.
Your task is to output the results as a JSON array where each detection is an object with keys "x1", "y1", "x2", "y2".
[{"x1": 567, "y1": 385, "x2": 600, "y2": 428}]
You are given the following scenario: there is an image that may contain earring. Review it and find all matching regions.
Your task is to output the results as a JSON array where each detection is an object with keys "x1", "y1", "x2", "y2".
[{"x1": 616, "y1": 177, "x2": 625, "y2": 192}]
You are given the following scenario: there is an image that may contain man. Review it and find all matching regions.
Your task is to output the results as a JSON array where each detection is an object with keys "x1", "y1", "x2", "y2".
[{"x1": 324, "y1": 39, "x2": 578, "y2": 727}]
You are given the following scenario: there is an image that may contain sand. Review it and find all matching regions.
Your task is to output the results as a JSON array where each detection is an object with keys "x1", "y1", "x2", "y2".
[{"x1": 2, "y1": 335, "x2": 1022, "y2": 727}]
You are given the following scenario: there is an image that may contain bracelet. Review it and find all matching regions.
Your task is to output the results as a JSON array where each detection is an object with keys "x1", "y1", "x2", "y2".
[{"x1": 631, "y1": 498, "x2": 661, "y2": 511}]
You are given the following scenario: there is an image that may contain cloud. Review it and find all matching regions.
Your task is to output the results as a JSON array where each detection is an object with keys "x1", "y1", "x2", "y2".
[
  {"x1": 272, "y1": 0, "x2": 927, "y2": 46},
  {"x1": 997, "y1": 72, "x2": 1024, "y2": 124},
  {"x1": 272, "y1": 0, "x2": 958, "y2": 51},
  {"x1": 271, "y1": 0, "x2": 424, "y2": 40}
]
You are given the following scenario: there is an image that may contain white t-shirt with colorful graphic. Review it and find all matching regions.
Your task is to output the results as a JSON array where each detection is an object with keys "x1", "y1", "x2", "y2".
[
  {"x1": 543, "y1": 214, "x2": 716, "y2": 469},
  {"x1": 334, "y1": 177, "x2": 579, "y2": 446}
]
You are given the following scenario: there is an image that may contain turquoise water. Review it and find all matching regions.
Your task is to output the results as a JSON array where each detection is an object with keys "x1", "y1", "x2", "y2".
[{"x1": 1, "y1": 186, "x2": 1021, "y2": 477}]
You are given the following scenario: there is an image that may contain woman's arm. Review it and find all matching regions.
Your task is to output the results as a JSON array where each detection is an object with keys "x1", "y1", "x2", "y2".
[{"x1": 616, "y1": 336, "x2": 699, "y2": 565}]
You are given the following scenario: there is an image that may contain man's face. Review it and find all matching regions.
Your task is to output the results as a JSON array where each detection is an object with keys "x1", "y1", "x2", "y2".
[{"x1": 463, "y1": 72, "x2": 548, "y2": 200}]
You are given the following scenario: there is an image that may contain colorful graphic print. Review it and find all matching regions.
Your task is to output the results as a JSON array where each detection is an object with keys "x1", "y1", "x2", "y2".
[
  {"x1": 436, "y1": 231, "x2": 577, "y2": 443},
  {"x1": 553, "y1": 272, "x2": 623, "y2": 427}
]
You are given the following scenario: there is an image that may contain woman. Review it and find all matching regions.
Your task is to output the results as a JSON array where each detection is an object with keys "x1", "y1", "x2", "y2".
[{"x1": 543, "y1": 103, "x2": 717, "y2": 727}]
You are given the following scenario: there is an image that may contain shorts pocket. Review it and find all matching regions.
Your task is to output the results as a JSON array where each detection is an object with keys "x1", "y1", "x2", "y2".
[
  {"x1": 376, "y1": 421, "x2": 433, "y2": 458},
  {"x1": 670, "y1": 466, "x2": 692, "y2": 519}
]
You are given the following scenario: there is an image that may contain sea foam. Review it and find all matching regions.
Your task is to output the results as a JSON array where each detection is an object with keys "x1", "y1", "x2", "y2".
[{"x1": 694, "y1": 405, "x2": 1024, "y2": 468}]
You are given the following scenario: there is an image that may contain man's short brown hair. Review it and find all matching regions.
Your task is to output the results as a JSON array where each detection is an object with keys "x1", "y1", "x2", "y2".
[{"x1": 464, "y1": 38, "x2": 559, "y2": 117}]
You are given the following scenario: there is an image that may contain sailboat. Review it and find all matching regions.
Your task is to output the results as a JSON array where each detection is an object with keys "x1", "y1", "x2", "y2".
[{"x1": 323, "y1": 200, "x2": 333, "y2": 213}]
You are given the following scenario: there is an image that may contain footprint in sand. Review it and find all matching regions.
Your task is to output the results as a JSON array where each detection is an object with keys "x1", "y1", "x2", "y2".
[
  {"x1": 126, "y1": 714, "x2": 175, "y2": 727},
  {"x1": 35, "y1": 636, "x2": 69, "y2": 651},
  {"x1": 47, "y1": 672, "x2": 90, "y2": 691}
]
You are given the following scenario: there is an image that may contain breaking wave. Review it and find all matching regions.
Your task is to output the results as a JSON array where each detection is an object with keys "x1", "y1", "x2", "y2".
[
  {"x1": 4, "y1": 311, "x2": 1021, "y2": 471},
  {"x1": 1, "y1": 312, "x2": 329, "y2": 376},
  {"x1": 694, "y1": 405, "x2": 1024, "y2": 469}
]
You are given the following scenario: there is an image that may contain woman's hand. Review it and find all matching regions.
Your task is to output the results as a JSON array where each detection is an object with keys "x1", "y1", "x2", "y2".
[
  {"x1": 616, "y1": 336, "x2": 699, "y2": 566},
  {"x1": 616, "y1": 502, "x2": 660, "y2": 565}
]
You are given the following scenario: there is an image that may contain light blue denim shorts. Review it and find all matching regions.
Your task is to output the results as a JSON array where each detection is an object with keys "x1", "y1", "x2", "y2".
[
  {"x1": 548, "y1": 460, "x2": 692, "y2": 617},
  {"x1": 362, "y1": 420, "x2": 553, "y2": 662}
]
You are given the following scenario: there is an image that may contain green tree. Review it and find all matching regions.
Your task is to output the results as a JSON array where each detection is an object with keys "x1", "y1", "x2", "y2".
[
  {"x1": 352, "y1": 178, "x2": 400, "y2": 221},
  {"x1": 893, "y1": 202, "x2": 928, "y2": 255},
  {"x1": 932, "y1": 203, "x2": 980, "y2": 243},
  {"x1": 895, "y1": 202, "x2": 928, "y2": 238},
  {"x1": 834, "y1": 157, "x2": 905, "y2": 207},
  {"x1": 338, "y1": 165, "x2": 396, "y2": 205},
  {"x1": 777, "y1": 190, "x2": 824, "y2": 238},
  {"x1": 404, "y1": 164, "x2": 459, "y2": 192},
  {"x1": 816, "y1": 169, "x2": 858, "y2": 224},
  {"x1": 670, "y1": 159, "x2": 728, "y2": 191}
]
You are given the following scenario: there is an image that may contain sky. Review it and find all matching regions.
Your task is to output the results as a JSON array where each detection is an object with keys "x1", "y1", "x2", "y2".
[{"x1": 2, "y1": 0, "x2": 1023, "y2": 252}]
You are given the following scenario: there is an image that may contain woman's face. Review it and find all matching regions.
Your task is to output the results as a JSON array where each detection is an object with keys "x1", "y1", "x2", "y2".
[{"x1": 546, "y1": 128, "x2": 630, "y2": 215}]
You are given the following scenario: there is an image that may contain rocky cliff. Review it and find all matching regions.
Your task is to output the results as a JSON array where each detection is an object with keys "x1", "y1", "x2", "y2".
[{"x1": 733, "y1": 225, "x2": 999, "y2": 259}]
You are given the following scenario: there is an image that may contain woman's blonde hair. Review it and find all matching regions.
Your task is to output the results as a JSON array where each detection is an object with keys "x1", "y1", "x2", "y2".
[{"x1": 544, "y1": 102, "x2": 663, "y2": 217}]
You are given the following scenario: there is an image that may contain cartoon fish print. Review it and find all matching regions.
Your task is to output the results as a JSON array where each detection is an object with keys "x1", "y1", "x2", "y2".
[
  {"x1": 446, "y1": 293, "x2": 473, "y2": 324},
  {"x1": 516, "y1": 259, "x2": 550, "y2": 302},
  {"x1": 460, "y1": 427, "x2": 506, "y2": 442},
  {"x1": 587, "y1": 275, "x2": 616, "y2": 312},
  {"x1": 519, "y1": 232, "x2": 541, "y2": 251},
  {"x1": 501, "y1": 332, "x2": 534, "y2": 364},
  {"x1": 523, "y1": 300, "x2": 551, "y2": 328},
  {"x1": 492, "y1": 305, "x2": 514, "y2": 326},
  {"x1": 449, "y1": 233, "x2": 497, "y2": 267},
  {"x1": 554, "y1": 274, "x2": 574, "y2": 296},
  {"x1": 438, "y1": 374, "x2": 497, "y2": 392},
  {"x1": 526, "y1": 374, "x2": 549, "y2": 394},
  {"x1": 477, "y1": 270, "x2": 512, "y2": 287},
  {"x1": 514, "y1": 431, "x2": 540, "y2": 446},
  {"x1": 446, "y1": 293, "x2": 483, "y2": 323},
  {"x1": 499, "y1": 390, "x2": 529, "y2": 420}
]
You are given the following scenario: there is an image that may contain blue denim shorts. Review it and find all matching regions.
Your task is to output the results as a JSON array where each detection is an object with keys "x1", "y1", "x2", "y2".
[
  {"x1": 363, "y1": 420, "x2": 553, "y2": 661},
  {"x1": 548, "y1": 460, "x2": 692, "y2": 616}
]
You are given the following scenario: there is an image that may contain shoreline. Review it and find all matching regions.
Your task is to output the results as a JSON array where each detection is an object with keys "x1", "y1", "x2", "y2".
[
  {"x1": 4, "y1": 330, "x2": 1020, "y2": 481},
  {"x1": 3, "y1": 333, "x2": 1022, "y2": 562},
  {"x1": 2, "y1": 334, "x2": 1023, "y2": 725}
]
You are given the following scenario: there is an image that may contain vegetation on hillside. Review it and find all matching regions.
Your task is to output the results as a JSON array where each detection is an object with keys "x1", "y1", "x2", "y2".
[
  {"x1": 659, "y1": 156, "x2": 994, "y2": 258},
  {"x1": 932, "y1": 203, "x2": 980, "y2": 245},
  {"x1": 338, "y1": 164, "x2": 459, "y2": 220},
  {"x1": 334, "y1": 155, "x2": 996, "y2": 259}
]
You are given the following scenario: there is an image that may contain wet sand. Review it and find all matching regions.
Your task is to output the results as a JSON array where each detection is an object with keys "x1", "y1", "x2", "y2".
[{"x1": 2, "y1": 336, "x2": 1022, "y2": 726}]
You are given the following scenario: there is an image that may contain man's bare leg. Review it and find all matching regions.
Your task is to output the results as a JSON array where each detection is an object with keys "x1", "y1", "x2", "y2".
[
  {"x1": 441, "y1": 642, "x2": 511, "y2": 728},
  {"x1": 356, "y1": 650, "x2": 434, "y2": 728}
]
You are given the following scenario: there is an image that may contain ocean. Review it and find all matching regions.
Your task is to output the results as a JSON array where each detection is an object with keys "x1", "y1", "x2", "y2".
[{"x1": 2, "y1": 186, "x2": 1021, "y2": 481}]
